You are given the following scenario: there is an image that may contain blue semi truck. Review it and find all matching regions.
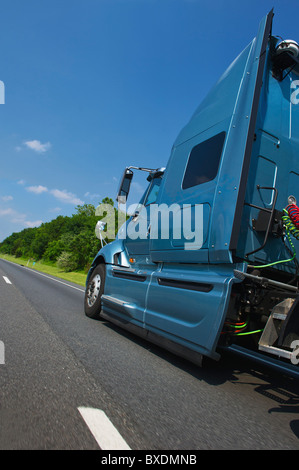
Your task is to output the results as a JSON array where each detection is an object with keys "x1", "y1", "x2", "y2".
[{"x1": 84, "y1": 10, "x2": 299, "y2": 378}]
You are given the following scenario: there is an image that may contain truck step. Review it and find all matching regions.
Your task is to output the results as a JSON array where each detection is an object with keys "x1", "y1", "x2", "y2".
[
  {"x1": 258, "y1": 344, "x2": 294, "y2": 360},
  {"x1": 101, "y1": 294, "x2": 137, "y2": 313},
  {"x1": 258, "y1": 298, "x2": 295, "y2": 361}
]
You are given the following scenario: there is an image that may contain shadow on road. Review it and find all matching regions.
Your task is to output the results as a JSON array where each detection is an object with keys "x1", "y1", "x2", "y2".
[{"x1": 102, "y1": 319, "x2": 299, "y2": 440}]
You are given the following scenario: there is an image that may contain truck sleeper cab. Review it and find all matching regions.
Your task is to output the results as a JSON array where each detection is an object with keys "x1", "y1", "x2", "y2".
[{"x1": 85, "y1": 10, "x2": 299, "y2": 378}]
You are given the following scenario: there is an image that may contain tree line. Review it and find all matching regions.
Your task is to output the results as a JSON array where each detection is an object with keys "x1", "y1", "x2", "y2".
[{"x1": 0, "y1": 198, "x2": 121, "y2": 272}]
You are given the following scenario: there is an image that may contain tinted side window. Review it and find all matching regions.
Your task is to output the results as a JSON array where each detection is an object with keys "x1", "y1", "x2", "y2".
[
  {"x1": 182, "y1": 132, "x2": 226, "y2": 190},
  {"x1": 144, "y1": 178, "x2": 162, "y2": 206}
]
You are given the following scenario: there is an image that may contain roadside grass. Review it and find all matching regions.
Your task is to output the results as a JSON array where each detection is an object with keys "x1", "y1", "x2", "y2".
[{"x1": 0, "y1": 254, "x2": 87, "y2": 287}]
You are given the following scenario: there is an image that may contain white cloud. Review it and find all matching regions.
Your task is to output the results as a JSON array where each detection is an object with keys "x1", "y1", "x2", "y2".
[
  {"x1": 25, "y1": 184, "x2": 82, "y2": 204},
  {"x1": 50, "y1": 189, "x2": 83, "y2": 205},
  {"x1": 49, "y1": 207, "x2": 62, "y2": 213},
  {"x1": 0, "y1": 206, "x2": 42, "y2": 229},
  {"x1": 24, "y1": 220, "x2": 43, "y2": 228},
  {"x1": 10, "y1": 214, "x2": 27, "y2": 224},
  {"x1": 17, "y1": 179, "x2": 25, "y2": 185},
  {"x1": 2, "y1": 195, "x2": 13, "y2": 201},
  {"x1": 0, "y1": 208, "x2": 14, "y2": 216},
  {"x1": 24, "y1": 140, "x2": 51, "y2": 153},
  {"x1": 15, "y1": 181, "x2": 84, "y2": 211},
  {"x1": 84, "y1": 191, "x2": 101, "y2": 200},
  {"x1": 26, "y1": 185, "x2": 48, "y2": 194}
]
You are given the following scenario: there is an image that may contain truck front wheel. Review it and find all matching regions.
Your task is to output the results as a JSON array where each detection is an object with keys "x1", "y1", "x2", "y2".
[{"x1": 84, "y1": 264, "x2": 105, "y2": 319}]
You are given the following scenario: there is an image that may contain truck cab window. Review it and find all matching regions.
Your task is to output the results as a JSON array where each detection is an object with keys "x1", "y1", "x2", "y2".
[
  {"x1": 144, "y1": 177, "x2": 162, "y2": 206},
  {"x1": 182, "y1": 131, "x2": 226, "y2": 190}
]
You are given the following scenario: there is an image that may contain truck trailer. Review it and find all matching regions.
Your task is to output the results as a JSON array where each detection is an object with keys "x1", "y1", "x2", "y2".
[{"x1": 85, "y1": 10, "x2": 299, "y2": 378}]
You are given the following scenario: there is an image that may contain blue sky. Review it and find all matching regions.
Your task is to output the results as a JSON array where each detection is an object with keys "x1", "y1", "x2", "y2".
[{"x1": 0, "y1": 0, "x2": 297, "y2": 241}]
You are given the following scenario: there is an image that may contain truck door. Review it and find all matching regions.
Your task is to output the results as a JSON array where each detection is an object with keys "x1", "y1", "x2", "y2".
[{"x1": 104, "y1": 175, "x2": 163, "y2": 327}]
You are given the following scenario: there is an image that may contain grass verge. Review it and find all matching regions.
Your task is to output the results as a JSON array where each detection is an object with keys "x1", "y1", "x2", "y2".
[{"x1": 0, "y1": 254, "x2": 87, "y2": 287}]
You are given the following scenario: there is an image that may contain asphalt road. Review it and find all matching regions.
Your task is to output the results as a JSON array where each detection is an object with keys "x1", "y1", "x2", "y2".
[{"x1": 0, "y1": 258, "x2": 299, "y2": 450}]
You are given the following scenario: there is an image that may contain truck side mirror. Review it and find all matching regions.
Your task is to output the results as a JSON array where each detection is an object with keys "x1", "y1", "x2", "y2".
[
  {"x1": 95, "y1": 220, "x2": 106, "y2": 240},
  {"x1": 117, "y1": 168, "x2": 133, "y2": 203}
]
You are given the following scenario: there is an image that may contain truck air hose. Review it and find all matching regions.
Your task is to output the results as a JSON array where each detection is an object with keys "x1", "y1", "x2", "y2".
[
  {"x1": 223, "y1": 320, "x2": 248, "y2": 334},
  {"x1": 249, "y1": 205, "x2": 298, "y2": 270},
  {"x1": 282, "y1": 204, "x2": 299, "y2": 240},
  {"x1": 225, "y1": 206, "x2": 299, "y2": 338},
  {"x1": 222, "y1": 319, "x2": 263, "y2": 336}
]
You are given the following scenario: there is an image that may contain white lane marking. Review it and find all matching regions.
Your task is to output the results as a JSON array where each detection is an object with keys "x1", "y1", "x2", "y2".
[
  {"x1": 0, "y1": 259, "x2": 84, "y2": 292},
  {"x1": 3, "y1": 276, "x2": 12, "y2": 284},
  {"x1": 21, "y1": 268, "x2": 85, "y2": 292},
  {"x1": 78, "y1": 407, "x2": 131, "y2": 450}
]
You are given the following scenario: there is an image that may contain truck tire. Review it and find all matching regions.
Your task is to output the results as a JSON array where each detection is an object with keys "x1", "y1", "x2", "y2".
[{"x1": 84, "y1": 264, "x2": 105, "y2": 319}]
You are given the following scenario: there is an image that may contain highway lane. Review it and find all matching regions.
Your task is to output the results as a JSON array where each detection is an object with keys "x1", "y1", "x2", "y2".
[
  {"x1": 0, "y1": 258, "x2": 299, "y2": 450},
  {"x1": 0, "y1": 260, "x2": 139, "y2": 450}
]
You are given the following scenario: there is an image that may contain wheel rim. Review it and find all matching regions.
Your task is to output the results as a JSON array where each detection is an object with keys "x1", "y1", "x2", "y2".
[{"x1": 86, "y1": 274, "x2": 101, "y2": 307}]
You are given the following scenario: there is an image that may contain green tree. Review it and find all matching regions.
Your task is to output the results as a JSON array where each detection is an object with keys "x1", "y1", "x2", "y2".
[
  {"x1": 0, "y1": 197, "x2": 126, "y2": 272},
  {"x1": 74, "y1": 203, "x2": 96, "y2": 217},
  {"x1": 57, "y1": 251, "x2": 77, "y2": 272}
]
